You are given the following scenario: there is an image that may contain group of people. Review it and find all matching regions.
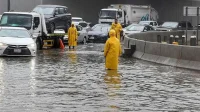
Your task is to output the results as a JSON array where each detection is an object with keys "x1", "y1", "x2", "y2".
[{"x1": 67, "y1": 19, "x2": 123, "y2": 70}]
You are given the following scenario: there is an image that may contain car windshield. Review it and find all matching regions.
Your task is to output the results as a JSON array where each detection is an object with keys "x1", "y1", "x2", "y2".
[
  {"x1": 127, "y1": 25, "x2": 145, "y2": 31},
  {"x1": 125, "y1": 24, "x2": 138, "y2": 30},
  {"x1": 0, "y1": 29, "x2": 30, "y2": 38},
  {"x1": 92, "y1": 25, "x2": 110, "y2": 31},
  {"x1": 139, "y1": 21, "x2": 150, "y2": 25},
  {"x1": 99, "y1": 10, "x2": 116, "y2": 19},
  {"x1": 33, "y1": 7, "x2": 54, "y2": 15},
  {"x1": 0, "y1": 14, "x2": 32, "y2": 30},
  {"x1": 72, "y1": 18, "x2": 83, "y2": 22},
  {"x1": 161, "y1": 22, "x2": 178, "y2": 28}
]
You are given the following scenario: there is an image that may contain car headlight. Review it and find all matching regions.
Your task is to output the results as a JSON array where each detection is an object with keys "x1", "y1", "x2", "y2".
[
  {"x1": 28, "y1": 43, "x2": 35, "y2": 48},
  {"x1": 0, "y1": 43, "x2": 7, "y2": 46}
]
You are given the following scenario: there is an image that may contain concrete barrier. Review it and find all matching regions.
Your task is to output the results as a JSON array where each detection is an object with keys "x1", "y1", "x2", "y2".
[
  {"x1": 123, "y1": 30, "x2": 200, "y2": 71},
  {"x1": 141, "y1": 42, "x2": 161, "y2": 62},
  {"x1": 157, "y1": 44, "x2": 182, "y2": 66},
  {"x1": 133, "y1": 40, "x2": 146, "y2": 59},
  {"x1": 124, "y1": 36, "x2": 130, "y2": 48},
  {"x1": 128, "y1": 38, "x2": 136, "y2": 48}
]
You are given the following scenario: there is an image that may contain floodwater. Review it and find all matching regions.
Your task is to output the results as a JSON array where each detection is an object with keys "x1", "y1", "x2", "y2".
[{"x1": 0, "y1": 43, "x2": 200, "y2": 112}]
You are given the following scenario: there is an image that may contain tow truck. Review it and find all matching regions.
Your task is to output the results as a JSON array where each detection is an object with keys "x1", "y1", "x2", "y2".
[{"x1": 0, "y1": 11, "x2": 71, "y2": 50}]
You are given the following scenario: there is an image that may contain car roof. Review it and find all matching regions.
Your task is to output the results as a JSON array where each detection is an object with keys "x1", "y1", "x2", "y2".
[
  {"x1": 36, "y1": 5, "x2": 67, "y2": 8},
  {"x1": 139, "y1": 21, "x2": 157, "y2": 22},
  {"x1": 0, "y1": 27, "x2": 27, "y2": 30},
  {"x1": 72, "y1": 17, "x2": 83, "y2": 19}
]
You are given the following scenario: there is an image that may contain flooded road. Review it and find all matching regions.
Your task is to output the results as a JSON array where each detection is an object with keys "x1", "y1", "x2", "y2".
[{"x1": 0, "y1": 43, "x2": 200, "y2": 112}]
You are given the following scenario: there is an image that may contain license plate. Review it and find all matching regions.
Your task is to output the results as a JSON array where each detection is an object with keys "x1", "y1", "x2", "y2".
[
  {"x1": 90, "y1": 37, "x2": 94, "y2": 39},
  {"x1": 14, "y1": 49, "x2": 21, "y2": 53}
]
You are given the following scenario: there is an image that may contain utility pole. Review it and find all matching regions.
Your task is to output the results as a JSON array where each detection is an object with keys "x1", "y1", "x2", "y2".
[
  {"x1": 41, "y1": 0, "x2": 43, "y2": 4},
  {"x1": 7, "y1": 0, "x2": 10, "y2": 11}
]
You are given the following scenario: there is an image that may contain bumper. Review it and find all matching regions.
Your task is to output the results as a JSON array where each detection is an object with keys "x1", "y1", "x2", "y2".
[{"x1": 0, "y1": 46, "x2": 36, "y2": 57}]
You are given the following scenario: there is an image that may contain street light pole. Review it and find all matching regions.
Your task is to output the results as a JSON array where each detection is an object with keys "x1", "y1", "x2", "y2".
[{"x1": 7, "y1": 0, "x2": 10, "y2": 11}]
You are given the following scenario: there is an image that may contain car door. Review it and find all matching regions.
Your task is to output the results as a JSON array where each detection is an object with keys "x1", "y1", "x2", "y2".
[
  {"x1": 53, "y1": 7, "x2": 62, "y2": 28},
  {"x1": 58, "y1": 7, "x2": 66, "y2": 29},
  {"x1": 76, "y1": 25, "x2": 84, "y2": 42}
]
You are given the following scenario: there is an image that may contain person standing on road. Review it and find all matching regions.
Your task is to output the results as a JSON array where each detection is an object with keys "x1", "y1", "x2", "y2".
[
  {"x1": 111, "y1": 19, "x2": 122, "y2": 41},
  {"x1": 104, "y1": 30, "x2": 122, "y2": 70},
  {"x1": 68, "y1": 24, "x2": 78, "y2": 49}
]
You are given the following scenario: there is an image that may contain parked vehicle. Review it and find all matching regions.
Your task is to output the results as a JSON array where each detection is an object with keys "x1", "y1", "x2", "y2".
[
  {"x1": 139, "y1": 21, "x2": 158, "y2": 27},
  {"x1": 33, "y1": 5, "x2": 72, "y2": 33},
  {"x1": 78, "y1": 21, "x2": 91, "y2": 31},
  {"x1": 72, "y1": 17, "x2": 83, "y2": 26},
  {"x1": 123, "y1": 24, "x2": 155, "y2": 36},
  {"x1": 0, "y1": 27, "x2": 36, "y2": 56},
  {"x1": 156, "y1": 21, "x2": 193, "y2": 31},
  {"x1": 88, "y1": 24, "x2": 111, "y2": 42},
  {"x1": 98, "y1": 4, "x2": 159, "y2": 27},
  {"x1": 0, "y1": 8, "x2": 72, "y2": 50},
  {"x1": 63, "y1": 25, "x2": 88, "y2": 44}
]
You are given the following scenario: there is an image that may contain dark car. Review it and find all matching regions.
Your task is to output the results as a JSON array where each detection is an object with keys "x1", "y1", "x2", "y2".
[
  {"x1": 33, "y1": 5, "x2": 72, "y2": 33},
  {"x1": 88, "y1": 24, "x2": 111, "y2": 43},
  {"x1": 156, "y1": 21, "x2": 193, "y2": 31}
]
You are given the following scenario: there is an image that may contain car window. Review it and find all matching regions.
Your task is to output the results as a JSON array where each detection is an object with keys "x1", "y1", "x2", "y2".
[
  {"x1": 59, "y1": 8, "x2": 65, "y2": 14},
  {"x1": 76, "y1": 25, "x2": 82, "y2": 31},
  {"x1": 33, "y1": 17, "x2": 40, "y2": 28},
  {"x1": 150, "y1": 22, "x2": 153, "y2": 26},
  {"x1": 64, "y1": 8, "x2": 68, "y2": 13},
  {"x1": 154, "y1": 22, "x2": 158, "y2": 26},
  {"x1": 79, "y1": 23, "x2": 87, "y2": 27},
  {"x1": 55, "y1": 8, "x2": 59, "y2": 15}
]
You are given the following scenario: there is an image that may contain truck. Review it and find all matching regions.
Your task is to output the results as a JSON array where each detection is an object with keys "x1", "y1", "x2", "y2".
[
  {"x1": 0, "y1": 5, "x2": 72, "y2": 50},
  {"x1": 98, "y1": 4, "x2": 159, "y2": 27}
]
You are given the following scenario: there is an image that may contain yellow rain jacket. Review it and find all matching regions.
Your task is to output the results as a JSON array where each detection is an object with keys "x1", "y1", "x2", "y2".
[
  {"x1": 111, "y1": 22, "x2": 122, "y2": 41},
  {"x1": 104, "y1": 30, "x2": 122, "y2": 70},
  {"x1": 68, "y1": 25, "x2": 78, "y2": 47}
]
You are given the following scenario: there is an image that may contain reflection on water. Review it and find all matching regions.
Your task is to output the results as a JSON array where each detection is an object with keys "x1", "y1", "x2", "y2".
[
  {"x1": 104, "y1": 70, "x2": 121, "y2": 111},
  {"x1": 68, "y1": 49, "x2": 77, "y2": 64},
  {"x1": 0, "y1": 44, "x2": 200, "y2": 111}
]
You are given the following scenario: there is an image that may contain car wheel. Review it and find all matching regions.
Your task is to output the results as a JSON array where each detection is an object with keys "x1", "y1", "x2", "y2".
[{"x1": 50, "y1": 23, "x2": 55, "y2": 33}]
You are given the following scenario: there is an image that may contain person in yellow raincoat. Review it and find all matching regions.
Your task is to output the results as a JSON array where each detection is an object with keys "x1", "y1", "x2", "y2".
[
  {"x1": 104, "y1": 30, "x2": 122, "y2": 70},
  {"x1": 68, "y1": 24, "x2": 78, "y2": 49},
  {"x1": 110, "y1": 19, "x2": 122, "y2": 41}
]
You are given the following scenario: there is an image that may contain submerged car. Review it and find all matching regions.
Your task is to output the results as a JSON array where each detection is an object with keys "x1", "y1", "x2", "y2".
[
  {"x1": 0, "y1": 27, "x2": 36, "y2": 56},
  {"x1": 63, "y1": 25, "x2": 88, "y2": 44},
  {"x1": 123, "y1": 24, "x2": 155, "y2": 36},
  {"x1": 88, "y1": 24, "x2": 111, "y2": 43}
]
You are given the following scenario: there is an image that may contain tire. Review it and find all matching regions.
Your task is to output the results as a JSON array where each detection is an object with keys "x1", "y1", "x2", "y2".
[
  {"x1": 53, "y1": 38, "x2": 60, "y2": 48},
  {"x1": 36, "y1": 39, "x2": 42, "y2": 50},
  {"x1": 49, "y1": 23, "x2": 55, "y2": 33}
]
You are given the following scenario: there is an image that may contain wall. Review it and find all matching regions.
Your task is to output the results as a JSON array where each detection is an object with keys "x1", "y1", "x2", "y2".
[{"x1": 0, "y1": 0, "x2": 8, "y2": 14}]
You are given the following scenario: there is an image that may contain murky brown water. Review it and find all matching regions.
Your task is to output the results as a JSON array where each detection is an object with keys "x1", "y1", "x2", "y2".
[{"x1": 0, "y1": 43, "x2": 199, "y2": 112}]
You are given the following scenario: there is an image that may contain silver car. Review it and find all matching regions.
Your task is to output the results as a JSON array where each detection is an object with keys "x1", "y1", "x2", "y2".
[{"x1": 0, "y1": 27, "x2": 36, "y2": 56}]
